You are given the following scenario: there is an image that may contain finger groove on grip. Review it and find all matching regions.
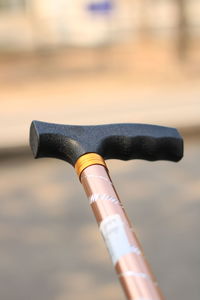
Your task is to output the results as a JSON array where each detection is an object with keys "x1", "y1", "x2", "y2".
[
  {"x1": 100, "y1": 136, "x2": 182, "y2": 162},
  {"x1": 30, "y1": 121, "x2": 183, "y2": 166}
]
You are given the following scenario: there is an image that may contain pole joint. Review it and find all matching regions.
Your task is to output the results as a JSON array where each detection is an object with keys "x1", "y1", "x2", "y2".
[{"x1": 75, "y1": 153, "x2": 107, "y2": 178}]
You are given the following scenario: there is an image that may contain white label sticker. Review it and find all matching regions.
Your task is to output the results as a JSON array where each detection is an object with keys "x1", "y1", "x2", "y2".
[{"x1": 100, "y1": 214, "x2": 140, "y2": 265}]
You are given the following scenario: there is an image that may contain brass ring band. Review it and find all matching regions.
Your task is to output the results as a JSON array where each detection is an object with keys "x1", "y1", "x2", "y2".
[{"x1": 75, "y1": 153, "x2": 107, "y2": 178}]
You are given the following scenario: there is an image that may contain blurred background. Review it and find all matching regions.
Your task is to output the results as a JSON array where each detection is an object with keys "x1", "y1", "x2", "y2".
[{"x1": 0, "y1": 0, "x2": 200, "y2": 299}]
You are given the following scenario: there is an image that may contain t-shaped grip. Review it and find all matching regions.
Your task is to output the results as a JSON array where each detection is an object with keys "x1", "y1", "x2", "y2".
[{"x1": 30, "y1": 121, "x2": 183, "y2": 166}]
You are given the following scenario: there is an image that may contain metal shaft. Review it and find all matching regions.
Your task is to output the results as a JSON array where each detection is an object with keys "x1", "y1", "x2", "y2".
[{"x1": 80, "y1": 163, "x2": 164, "y2": 300}]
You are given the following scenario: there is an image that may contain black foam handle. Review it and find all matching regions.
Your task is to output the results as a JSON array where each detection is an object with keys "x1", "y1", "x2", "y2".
[{"x1": 30, "y1": 120, "x2": 183, "y2": 166}]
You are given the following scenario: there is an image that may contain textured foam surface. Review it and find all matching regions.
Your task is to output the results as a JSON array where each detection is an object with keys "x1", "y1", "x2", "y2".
[{"x1": 30, "y1": 121, "x2": 183, "y2": 166}]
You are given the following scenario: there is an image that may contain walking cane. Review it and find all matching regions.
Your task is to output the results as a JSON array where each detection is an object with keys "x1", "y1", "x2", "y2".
[{"x1": 29, "y1": 121, "x2": 183, "y2": 300}]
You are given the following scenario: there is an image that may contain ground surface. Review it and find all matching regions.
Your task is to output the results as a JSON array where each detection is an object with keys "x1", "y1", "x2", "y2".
[
  {"x1": 1, "y1": 46, "x2": 200, "y2": 150},
  {"x1": 0, "y1": 139, "x2": 199, "y2": 300},
  {"x1": 0, "y1": 44, "x2": 200, "y2": 300}
]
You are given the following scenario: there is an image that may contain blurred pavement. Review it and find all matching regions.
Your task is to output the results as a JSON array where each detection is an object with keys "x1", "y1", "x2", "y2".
[
  {"x1": 1, "y1": 53, "x2": 200, "y2": 151},
  {"x1": 0, "y1": 49, "x2": 200, "y2": 300},
  {"x1": 0, "y1": 139, "x2": 199, "y2": 300}
]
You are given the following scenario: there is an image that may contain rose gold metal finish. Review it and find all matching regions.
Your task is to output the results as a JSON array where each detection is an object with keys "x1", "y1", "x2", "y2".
[{"x1": 80, "y1": 163, "x2": 165, "y2": 300}]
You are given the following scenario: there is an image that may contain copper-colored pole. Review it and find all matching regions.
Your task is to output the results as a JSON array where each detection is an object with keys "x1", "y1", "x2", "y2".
[{"x1": 78, "y1": 160, "x2": 164, "y2": 300}]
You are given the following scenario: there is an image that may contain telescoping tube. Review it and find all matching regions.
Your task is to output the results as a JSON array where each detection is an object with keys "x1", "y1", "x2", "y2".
[{"x1": 76, "y1": 156, "x2": 164, "y2": 300}]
